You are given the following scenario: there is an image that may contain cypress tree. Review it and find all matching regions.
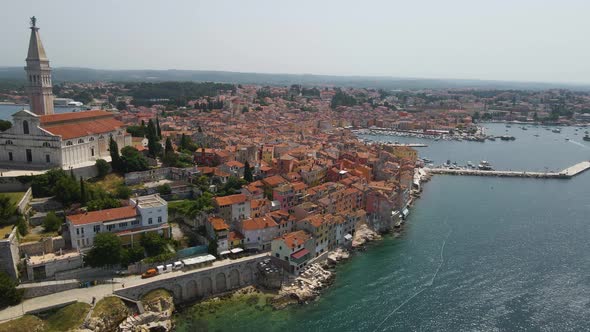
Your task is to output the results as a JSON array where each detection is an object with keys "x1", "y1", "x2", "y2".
[
  {"x1": 109, "y1": 136, "x2": 121, "y2": 171},
  {"x1": 80, "y1": 177, "x2": 86, "y2": 205},
  {"x1": 156, "y1": 117, "x2": 162, "y2": 139},
  {"x1": 244, "y1": 161, "x2": 253, "y2": 182},
  {"x1": 146, "y1": 119, "x2": 159, "y2": 157}
]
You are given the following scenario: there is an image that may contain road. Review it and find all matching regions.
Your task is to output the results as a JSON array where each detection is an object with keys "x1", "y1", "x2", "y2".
[{"x1": 0, "y1": 252, "x2": 269, "y2": 322}]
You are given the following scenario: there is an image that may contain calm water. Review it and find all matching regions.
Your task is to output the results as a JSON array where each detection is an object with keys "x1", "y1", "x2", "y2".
[
  {"x1": 0, "y1": 104, "x2": 80, "y2": 120},
  {"x1": 179, "y1": 123, "x2": 590, "y2": 331}
]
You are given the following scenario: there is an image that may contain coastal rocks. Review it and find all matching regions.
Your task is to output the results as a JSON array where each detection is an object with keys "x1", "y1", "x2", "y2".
[
  {"x1": 119, "y1": 289, "x2": 175, "y2": 332},
  {"x1": 352, "y1": 223, "x2": 382, "y2": 248},
  {"x1": 325, "y1": 248, "x2": 350, "y2": 267},
  {"x1": 85, "y1": 296, "x2": 130, "y2": 332},
  {"x1": 272, "y1": 263, "x2": 334, "y2": 309}
]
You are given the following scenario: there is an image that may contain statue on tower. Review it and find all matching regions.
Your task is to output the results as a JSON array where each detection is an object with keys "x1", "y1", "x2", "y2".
[{"x1": 30, "y1": 16, "x2": 37, "y2": 28}]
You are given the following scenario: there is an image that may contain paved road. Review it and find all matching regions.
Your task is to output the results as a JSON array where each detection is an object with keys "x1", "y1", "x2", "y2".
[{"x1": 0, "y1": 252, "x2": 269, "y2": 322}]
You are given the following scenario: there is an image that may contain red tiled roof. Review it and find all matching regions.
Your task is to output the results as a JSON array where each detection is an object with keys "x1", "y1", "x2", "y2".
[
  {"x1": 68, "y1": 206, "x2": 136, "y2": 225},
  {"x1": 208, "y1": 217, "x2": 229, "y2": 231},
  {"x1": 214, "y1": 194, "x2": 247, "y2": 207},
  {"x1": 229, "y1": 231, "x2": 244, "y2": 241},
  {"x1": 40, "y1": 110, "x2": 113, "y2": 124},
  {"x1": 291, "y1": 248, "x2": 310, "y2": 259},
  {"x1": 279, "y1": 230, "x2": 311, "y2": 249},
  {"x1": 242, "y1": 216, "x2": 277, "y2": 231},
  {"x1": 43, "y1": 118, "x2": 125, "y2": 140}
]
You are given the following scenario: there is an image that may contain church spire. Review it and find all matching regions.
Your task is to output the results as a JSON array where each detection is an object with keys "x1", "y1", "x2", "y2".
[
  {"x1": 27, "y1": 16, "x2": 48, "y2": 61},
  {"x1": 24, "y1": 16, "x2": 54, "y2": 115}
]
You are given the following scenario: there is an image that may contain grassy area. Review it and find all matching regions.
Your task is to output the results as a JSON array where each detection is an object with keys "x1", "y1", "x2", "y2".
[
  {"x1": 90, "y1": 173, "x2": 124, "y2": 194},
  {"x1": 2, "y1": 192, "x2": 25, "y2": 205},
  {"x1": 0, "y1": 315, "x2": 46, "y2": 332},
  {"x1": 141, "y1": 288, "x2": 172, "y2": 304},
  {"x1": 0, "y1": 224, "x2": 14, "y2": 239},
  {"x1": 0, "y1": 302, "x2": 89, "y2": 332},
  {"x1": 91, "y1": 296, "x2": 128, "y2": 330},
  {"x1": 44, "y1": 302, "x2": 90, "y2": 332},
  {"x1": 20, "y1": 231, "x2": 58, "y2": 243}
]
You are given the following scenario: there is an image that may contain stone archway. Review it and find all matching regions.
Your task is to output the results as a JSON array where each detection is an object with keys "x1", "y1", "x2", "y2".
[
  {"x1": 215, "y1": 272, "x2": 227, "y2": 292},
  {"x1": 184, "y1": 279, "x2": 198, "y2": 300},
  {"x1": 201, "y1": 277, "x2": 213, "y2": 296},
  {"x1": 242, "y1": 266, "x2": 253, "y2": 284},
  {"x1": 229, "y1": 269, "x2": 240, "y2": 289},
  {"x1": 164, "y1": 284, "x2": 183, "y2": 302}
]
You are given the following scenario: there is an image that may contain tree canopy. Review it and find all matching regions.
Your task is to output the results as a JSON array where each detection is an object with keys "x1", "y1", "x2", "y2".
[
  {"x1": 0, "y1": 272, "x2": 23, "y2": 309},
  {"x1": 84, "y1": 233, "x2": 123, "y2": 267}
]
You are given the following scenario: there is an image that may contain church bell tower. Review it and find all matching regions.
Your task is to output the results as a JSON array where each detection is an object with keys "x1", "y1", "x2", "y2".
[{"x1": 25, "y1": 16, "x2": 54, "y2": 115}]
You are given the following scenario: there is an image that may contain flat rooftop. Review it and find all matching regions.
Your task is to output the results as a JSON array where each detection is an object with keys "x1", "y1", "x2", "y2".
[{"x1": 132, "y1": 194, "x2": 167, "y2": 208}]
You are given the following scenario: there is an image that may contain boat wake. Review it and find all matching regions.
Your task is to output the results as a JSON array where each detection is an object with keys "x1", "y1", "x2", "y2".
[
  {"x1": 373, "y1": 220, "x2": 452, "y2": 331},
  {"x1": 568, "y1": 140, "x2": 590, "y2": 149}
]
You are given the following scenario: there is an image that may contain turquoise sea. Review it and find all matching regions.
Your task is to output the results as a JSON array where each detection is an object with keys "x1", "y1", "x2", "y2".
[{"x1": 179, "y1": 123, "x2": 590, "y2": 331}]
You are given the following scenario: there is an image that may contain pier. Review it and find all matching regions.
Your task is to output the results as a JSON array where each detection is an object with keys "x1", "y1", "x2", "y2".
[{"x1": 425, "y1": 161, "x2": 590, "y2": 179}]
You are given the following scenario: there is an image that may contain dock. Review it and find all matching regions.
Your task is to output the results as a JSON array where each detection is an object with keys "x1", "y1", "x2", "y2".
[{"x1": 425, "y1": 161, "x2": 590, "y2": 179}]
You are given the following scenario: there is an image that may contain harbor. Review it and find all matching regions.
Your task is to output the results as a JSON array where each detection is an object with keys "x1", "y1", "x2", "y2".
[{"x1": 425, "y1": 161, "x2": 590, "y2": 179}]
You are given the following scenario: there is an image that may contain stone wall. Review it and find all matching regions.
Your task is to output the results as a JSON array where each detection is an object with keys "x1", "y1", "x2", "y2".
[
  {"x1": 18, "y1": 279, "x2": 79, "y2": 299},
  {"x1": 16, "y1": 187, "x2": 32, "y2": 215},
  {"x1": 19, "y1": 236, "x2": 66, "y2": 257},
  {"x1": 115, "y1": 255, "x2": 268, "y2": 303},
  {"x1": 0, "y1": 228, "x2": 20, "y2": 280}
]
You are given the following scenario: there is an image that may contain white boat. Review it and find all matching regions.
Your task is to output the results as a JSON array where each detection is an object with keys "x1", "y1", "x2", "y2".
[{"x1": 478, "y1": 160, "x2": 493, "y2": 171}]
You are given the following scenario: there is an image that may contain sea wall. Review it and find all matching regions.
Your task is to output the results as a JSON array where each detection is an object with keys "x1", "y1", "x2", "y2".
[{"x1": 18, "y1": 279, "x2": 79, "y2": 299}]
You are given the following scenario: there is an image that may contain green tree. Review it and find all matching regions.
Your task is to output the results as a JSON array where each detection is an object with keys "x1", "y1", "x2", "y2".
[
  {"x1": 156, "y1": 117, "x2": 162, "y2": 139},
  {"x1": 43, "y1": 211, "x2": 62, "y2": 232},
  {"x1": 121, "y1": 245, "x2": 145, "y2": 266},
  {"x1": 0, "y1": 271, "x2": 23, "y2": 309},
  {"x1": 0, "y1": 195, "x2": 16, "y2": 222},
  {"x1": 162, "y1": 137, "x2": 177, "y2": 166},
  {"x1": 120, "y1": 146, "x2": 149, "y2": 173},
  {"x1": 140, "y1": 232, "x2": 168, "y2": 257},
  {"x1": 146, "y1": 119, "x2": 160, "y2": 157},
  {"x1": 109, "y1": 137, "x2": 121, "y2": 172},
  {"x1": 115, "y1": 185, "x2": 132, "y2": 199},
  {"x1": 116, "y1": 101, "x2": 127, "y2": 111},
  {"x1": 156, "y1": 184, "x2": 172, "y2": 195},
  {"x1": 80, "y1": 177, "x2": 87, "y2": 205},
  {"x1": 208, "y1": 239, "x2": 218, "y2": 256},
  {"x1": 84, "y1": 233, "x2": 123, "y2": 267},
  {"x1": 54, "y1": 176, "x2": 80, "y2": 206},
  {"x1": 95, "y1": 159, "x2": 110, "y2": 178},
  {"x1": 16, "y1": 215, "x2": 28, "y2": 236},
  {"x1": 0, "y1": 120, "x2": 12, "y2": 132},
  {"x1": 244, "y1": 161, "x2": 253, "y2": 182}
]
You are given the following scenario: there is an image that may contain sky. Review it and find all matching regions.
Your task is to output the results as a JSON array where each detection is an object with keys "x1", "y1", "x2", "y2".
[{"x1": 1, "y1": 0, "x2": 590, "y2": 84}]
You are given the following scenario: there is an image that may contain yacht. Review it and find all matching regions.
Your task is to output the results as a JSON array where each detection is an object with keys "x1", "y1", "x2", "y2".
[
  {"x1": 552, "y1": 128, "x2": 561, "y2": 133},
  {"x1": 478, "y1": 161, "x2": 493, "y2": 171},
  {"x1": 583, "y1": 134, "x2": 590, "y2": 142}
]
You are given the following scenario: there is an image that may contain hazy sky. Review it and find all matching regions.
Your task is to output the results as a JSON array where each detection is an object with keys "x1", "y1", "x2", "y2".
[{"x1": 2, "y1": 0, "x2": 590, "y2": 83}]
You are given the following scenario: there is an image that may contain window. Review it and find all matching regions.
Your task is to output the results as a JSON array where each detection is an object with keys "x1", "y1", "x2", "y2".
[
  {"x1": 93, "y1": 225, "x2": 100, "y2": 233},
  {"x1": 78, "y1": 139, "x2": 84, "y2": 144},
  {"x1": 45, "y1": 154, "x2": 50, "y2": 163},
  {"x1": 42, "y1": 142, "x2": 50, "y2": 147},
  {"x1": 148, "y1": 218, "x2": 153, "y2": 224},
  {"x1": 26, "y1": 149, "x2": 32, "y2": 163},
  {"x1": 157, "y1": 216, "x2": 162, "y2": 223},
  {"x1": 81, "y1": 228, "x2": 84, "y2": 234},
  {"x1": 66, "y1": 141, "x2": 73, "y2": 146},
  {"x1": 76, "y1": 228, "x2": 80, "y2": 235},
  {"x1": 131, "y1": 220, "x2": 140, "y2": 226},
  {"x1": 23, "y1": 120, "x2": 29, "y2": 134},
  {"x1": 5, "y1": 140, "x2": 13, "y2": 145},
  {"x1": 8, "y1": 152, "x2": 13, "y2": 161},
  {"x1": 89, "y1": 137, "x2": 95, "y2": 141},
  {"x1": 99, "y1": 135, "x2": 104, "y2": 139},
  {"x1": 275, "y1": 253, "x2": 279, "y2": 258},
  {"x1": 91, "y1": 148, "x2": 95, "y2": 157},
  {"x1": 119, "y1": 222, "x2": 128, "y2": 228},
  {"x1": 106, "y1": 224, "x2": 115, "y2": 231}
]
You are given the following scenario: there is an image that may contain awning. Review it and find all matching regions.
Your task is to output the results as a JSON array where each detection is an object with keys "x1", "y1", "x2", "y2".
[
  {"x1": 219, "y1": 250, "x2": 231, "y2": 255},
  {"x1": 182, "y1": 254, "x2": 216, "y2": 266},
  {"x1": 344, "y1": 234, "x2": 353, "y2": 241},
  {"x1": 230, "y1": 248, "x2": 244, "y2": 254},
  {"x1": 291, "y1": 248, "x2": 310, "y2": 259}
]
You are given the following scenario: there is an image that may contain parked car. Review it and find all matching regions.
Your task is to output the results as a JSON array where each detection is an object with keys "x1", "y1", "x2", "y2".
[
  {"x1": 173, "y1": 261, "x2": 184, "y2": 270},
  {"x1": 141, "y1": 268, "x2": 158, "y2": 279}
]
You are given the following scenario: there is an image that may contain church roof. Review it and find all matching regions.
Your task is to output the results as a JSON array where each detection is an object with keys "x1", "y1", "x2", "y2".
[
  {"x1": 27, "y1": 27, "x2": 48, "y2": 61},
  {"x1": 40, "y1": 110, "x2": 113, "y2": 125}
]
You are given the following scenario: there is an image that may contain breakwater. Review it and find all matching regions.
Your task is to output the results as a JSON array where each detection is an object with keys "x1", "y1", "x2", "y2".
[{"x1": 425, "y1": 161, "x2": 590, "y2": 179}]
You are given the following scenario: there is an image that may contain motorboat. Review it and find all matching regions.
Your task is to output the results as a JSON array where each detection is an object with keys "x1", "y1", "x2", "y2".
[{"x1": 478, "y1": 161, "x2": 493, "y2": 171}]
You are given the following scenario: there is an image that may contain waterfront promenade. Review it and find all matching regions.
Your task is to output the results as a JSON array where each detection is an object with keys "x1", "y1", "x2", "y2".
[{"x1": 425, "y1": 161, "x2": 590, "y2": 179}]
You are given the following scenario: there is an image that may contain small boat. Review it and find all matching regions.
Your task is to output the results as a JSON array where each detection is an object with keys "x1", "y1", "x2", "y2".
[
  {"x1": 467, "y1": 161, "x2": 474, "y2": 168},
  {"x1": 478, "y1": 161, "x2": 493, "y2": 171},
  {"x1": 552, "y1": 128, "x2": 561, "y2": 133},
  {"x1": 488, "y1": 137, "x2": 496, "y2": 141},
  {"x1": 534, "y1": 134, "x2": 539, "y2": 137},
  {"x1": 565, "y1": 138, "x2": 570, "y2": 141},
  {"x1": 583, "y1": 135, "x2": 590, "y2": 142},
  {"x1": 506, "y1": 125, "x2": 512, "y2": 128},
  {"x1": 521, "y1": 127, "x2": 528, "y2": 130}
]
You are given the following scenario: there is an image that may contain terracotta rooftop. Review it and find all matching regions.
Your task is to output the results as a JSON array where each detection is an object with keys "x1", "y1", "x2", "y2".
[
  {"x1": 242, "y1": 216, "x2": 278, "y2": 231},
  {"x1": 67, "y1": 206, "x2": 136, "y2": 225},
  {"x1": 215, "y1": 193, "x2": 247, "y2": 207},
  {"x1": 279, "y1": 230, "x2": 311, "y2": 249},
  {"x1": 43, "y1": 117, "x2": 125, "y2": 140},
  {"x1": 208, "y1": 217, "x2": 229, "y2": 231},
  {"x1": 40, "y1": 110, "x2": 114, "y2": 124}
]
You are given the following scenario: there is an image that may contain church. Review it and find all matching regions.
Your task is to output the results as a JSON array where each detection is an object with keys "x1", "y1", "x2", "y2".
[{"x1": 0, "y1": 18, "x2": 130, "y2": 170}]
